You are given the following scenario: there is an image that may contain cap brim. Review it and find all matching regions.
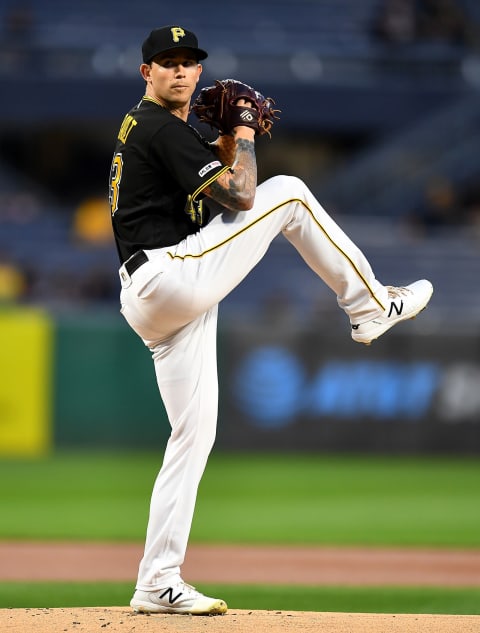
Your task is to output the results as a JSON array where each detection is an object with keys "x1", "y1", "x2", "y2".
[
  {"x1": 146, "y1": 46, "x2": 208, "y2": 63},
  {"x1": 194, "y1": 48, "x2": 208, "y2": 60}
]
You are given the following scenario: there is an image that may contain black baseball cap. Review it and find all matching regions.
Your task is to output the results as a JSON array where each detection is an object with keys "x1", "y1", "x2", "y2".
[{"x1": 142, "y1": 26, "x2": 208, "y2": 63}]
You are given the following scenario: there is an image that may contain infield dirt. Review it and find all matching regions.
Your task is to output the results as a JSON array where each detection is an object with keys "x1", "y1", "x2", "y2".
[{"x1": 1, "y1": 542, "x2": 480, "y2": 632}]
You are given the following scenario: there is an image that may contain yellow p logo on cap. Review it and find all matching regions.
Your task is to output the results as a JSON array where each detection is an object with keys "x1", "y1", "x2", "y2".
[{"x1": 171, "y1": 27, "x2": 185, "y2": 43}]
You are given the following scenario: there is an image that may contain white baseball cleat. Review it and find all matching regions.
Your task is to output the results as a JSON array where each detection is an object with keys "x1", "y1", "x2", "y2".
[
  {"x1": 130, "y1": 580, "x2": 228, "y2": 615},
  {"x1": 351, "y1": 279, "x2": 433, "y2": 345}
]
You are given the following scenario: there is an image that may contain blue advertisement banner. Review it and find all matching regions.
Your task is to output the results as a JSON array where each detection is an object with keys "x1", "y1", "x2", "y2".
[{"x1": 217, "y1": 326, "x2": 480, "y2": 453}]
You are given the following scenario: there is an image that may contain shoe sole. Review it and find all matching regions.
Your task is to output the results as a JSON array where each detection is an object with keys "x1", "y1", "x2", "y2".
[
  {"x1": 353, "y1": 285, "x2": 433, "y2": 346},
  {"x1": 131, "y1": 599, "x2": 228, "y2": 616}
]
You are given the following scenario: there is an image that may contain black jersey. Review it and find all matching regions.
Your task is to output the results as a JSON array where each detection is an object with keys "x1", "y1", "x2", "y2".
[{"x1": 109, "y1": 97, "x2": 230, "y2": 263}]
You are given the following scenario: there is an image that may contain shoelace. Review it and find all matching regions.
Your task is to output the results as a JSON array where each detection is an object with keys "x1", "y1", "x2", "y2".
[
  {"x1": 175, "y1": 581, "x2": 199, "y2": 596},
  {"x1": 386, "y1": 285, "x2": 412, "y2": 299}
]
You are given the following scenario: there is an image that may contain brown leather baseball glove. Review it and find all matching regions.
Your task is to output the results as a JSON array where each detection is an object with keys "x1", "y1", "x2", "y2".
[{"x1": 191, "y1": 79, "x2": 280, "y2": 137}]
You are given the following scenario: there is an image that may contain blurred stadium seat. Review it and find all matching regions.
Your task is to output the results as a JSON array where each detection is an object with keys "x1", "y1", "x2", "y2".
[{"x1": 0, "y1": 0, "x2": 479, "y2": 324}]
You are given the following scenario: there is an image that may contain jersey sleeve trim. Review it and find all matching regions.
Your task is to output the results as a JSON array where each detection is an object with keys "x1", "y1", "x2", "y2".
[{"x1": 191, "y1": 164, "x2": 231, "y2": 201}]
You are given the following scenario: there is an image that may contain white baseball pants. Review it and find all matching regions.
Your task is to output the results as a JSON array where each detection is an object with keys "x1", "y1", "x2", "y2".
[{"x1": 119, "y1": 175, "x2": 388, "y2": 590}]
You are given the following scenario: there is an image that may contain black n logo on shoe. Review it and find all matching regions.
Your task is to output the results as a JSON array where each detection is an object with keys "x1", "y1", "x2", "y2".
[
  {"x1": 388, "y1": 300, "x2": 403, "y2": 318},
  {"x1": 159, "y1": 587, "x2": 183, "y2": 604}
]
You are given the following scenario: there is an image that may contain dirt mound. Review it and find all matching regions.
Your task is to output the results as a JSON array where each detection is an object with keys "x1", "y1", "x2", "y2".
[
  {"x1": 2, "y1": 543, "x2": 479, "y2": 632},
  {"x1": 2, "y1": 608, "x2": 480, "y2": 633}
]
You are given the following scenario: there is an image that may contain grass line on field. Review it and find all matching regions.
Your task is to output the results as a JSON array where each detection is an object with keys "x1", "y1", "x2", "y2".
[{"x1": 0, "y1": 582, "x2": 479, "y2": 615}]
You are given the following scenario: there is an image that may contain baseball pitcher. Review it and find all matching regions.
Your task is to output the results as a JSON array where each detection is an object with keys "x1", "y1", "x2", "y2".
[{"x1": 108, "y1": 25, "x2": 433, "y2": 616}]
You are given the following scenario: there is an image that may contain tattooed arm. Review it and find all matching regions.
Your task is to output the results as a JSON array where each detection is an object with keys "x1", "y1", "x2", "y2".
[{"x1": 205, "y1": 116, "x2": 257, "y2": 211}]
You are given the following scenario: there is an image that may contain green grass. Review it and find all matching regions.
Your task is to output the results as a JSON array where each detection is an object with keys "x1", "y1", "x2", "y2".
[
  {"x1": 0, "y1": 582, "x2": 479, "y2": 614},
  {"x1": 195, "y1": 453, "x2": 480, "y2": 547},
  {"x1": 0, "y1": 451, "x2": 479, "y2": 546},
  {"x1": 0, "y1": 451, "x2": 479, "y2": 614}
]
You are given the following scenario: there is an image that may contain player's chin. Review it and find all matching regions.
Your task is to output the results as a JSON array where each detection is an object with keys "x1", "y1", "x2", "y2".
[
  {"x1": 171, "y1": 85, "x2": 193, "y2": 97},
  {"x1": 169, "y1": 90, "x2": 193, "y2": 107}
]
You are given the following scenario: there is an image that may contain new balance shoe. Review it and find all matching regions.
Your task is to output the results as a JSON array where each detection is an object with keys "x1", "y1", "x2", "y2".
[
  {"x1": 130, "y1": 581, "x2": 227, "y2": 615},
  {"x1": 351, "y1": 279, "x2": 433, "y2": 345}
]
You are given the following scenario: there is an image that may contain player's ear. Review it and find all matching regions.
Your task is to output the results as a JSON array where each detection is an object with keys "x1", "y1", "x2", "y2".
[
  {"x1": 140, "y1": 63, "x2": 151, "y2": 82},
  {"x1": 196, "y1": 63, "x2": 202, "y2": 83}
]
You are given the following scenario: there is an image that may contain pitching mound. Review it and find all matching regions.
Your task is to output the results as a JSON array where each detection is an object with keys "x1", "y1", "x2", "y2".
[
  {"x1": 2, "y1": 607, "x2": 480, "y2": 633},
  {"x1": 2, "y1": 545, "x2": 479, "y2": 632}
]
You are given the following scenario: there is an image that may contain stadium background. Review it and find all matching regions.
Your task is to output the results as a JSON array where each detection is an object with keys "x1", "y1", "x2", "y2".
[{"x1": 1, "y1": 0, "x2": 479, "y2": 456}]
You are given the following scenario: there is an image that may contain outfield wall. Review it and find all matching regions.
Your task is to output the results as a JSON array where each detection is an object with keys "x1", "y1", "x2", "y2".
[
  {"x1": 1, "y1": 309, "x2": 478, "y2": 455},
  {"x1": 219, "y1": 323, "x2": 480, "y2": 453}
]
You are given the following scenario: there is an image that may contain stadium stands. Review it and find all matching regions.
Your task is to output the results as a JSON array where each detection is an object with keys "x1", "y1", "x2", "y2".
[{"x1": 0, "y1": 0, "x2": 479, "y2": 324}]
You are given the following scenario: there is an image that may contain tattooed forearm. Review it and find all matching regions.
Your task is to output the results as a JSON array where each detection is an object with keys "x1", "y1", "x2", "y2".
[
  {"x1": 230, "y1": 137, "x2": 257, "y2": 197},
  {"x1": 207, "y1": 136, "x2": 257, "y2": 210},
  {"x1": 234, "y1": 137, "x2": 256, "y2": 170}
]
